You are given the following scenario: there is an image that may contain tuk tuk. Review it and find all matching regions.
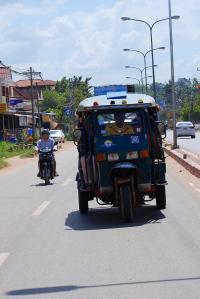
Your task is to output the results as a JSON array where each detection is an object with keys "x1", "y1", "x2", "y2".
[{"x1": 74, "y1": 92, "x2": 167, "y2": 222}]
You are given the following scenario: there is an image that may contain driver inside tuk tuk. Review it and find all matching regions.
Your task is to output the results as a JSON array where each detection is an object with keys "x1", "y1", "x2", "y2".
[{"x1": 105, "y1": 111, "x2": 134, "y2": 135}]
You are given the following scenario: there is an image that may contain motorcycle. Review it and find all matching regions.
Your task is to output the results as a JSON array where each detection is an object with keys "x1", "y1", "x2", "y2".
[{"x1": 34, "y1": 142, "x2": 58, "y2": 185}]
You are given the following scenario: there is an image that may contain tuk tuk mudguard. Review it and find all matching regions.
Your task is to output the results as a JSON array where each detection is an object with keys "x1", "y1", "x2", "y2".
[
  {"x1": 111, "y1": 162, "x2": 138, "y2": 207},
  {"x1": 97, "y1": 158, "x2": 152, "y2": 192}
]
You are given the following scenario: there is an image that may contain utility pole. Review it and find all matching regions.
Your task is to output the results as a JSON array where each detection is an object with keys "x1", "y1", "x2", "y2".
[
  {"x1": 30, "y1": 67, "x2": 35, "y2": 139},
  {"x1": 22, "y1": 67, "x2": 41, "y2": 140},
  {"x1": 0, "y1": 61, "x2": 42, "y2": 140},
  {"x1": 35, "y1": 82, "x2": 42, "y2": 135}
]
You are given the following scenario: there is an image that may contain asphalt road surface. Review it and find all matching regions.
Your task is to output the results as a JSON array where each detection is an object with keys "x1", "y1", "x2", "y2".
[
  {"x1": 0, "y1": 144, "x2": 200, "y2": 298},
  {"x1": 167, "y1": 130, "x2": 200, "y2": 156}
]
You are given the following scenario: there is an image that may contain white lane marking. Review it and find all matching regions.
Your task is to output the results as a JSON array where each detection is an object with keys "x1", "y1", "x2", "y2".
[
  {"x1": 61, "y1": 178, "x2": 73, "y2": 186},
  {"x1": 196, "y1": 188, "x2": 200, "y2": 193},
  {"x1": 32, "y1": 201, "x2": 51, "y2": 216},
  {"x1": 189, "y1": 183, "x2": 194, "y2": 187},
  {"x1": 0, "y1": 253, "x2": 10, "y2": 268}
]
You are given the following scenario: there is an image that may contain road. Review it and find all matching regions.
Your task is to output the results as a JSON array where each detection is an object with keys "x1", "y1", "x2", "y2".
[
  {"x1": 0, "y1": 143, "x2": 200, "y2": 299},
  {"x1": 167, "y1": 130, "x2": 200, "y2": 156}
]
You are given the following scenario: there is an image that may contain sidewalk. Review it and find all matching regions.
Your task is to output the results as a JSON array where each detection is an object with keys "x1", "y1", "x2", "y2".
[{"x1": 164, "y1": 141, "x2": 200, "y2": 178}]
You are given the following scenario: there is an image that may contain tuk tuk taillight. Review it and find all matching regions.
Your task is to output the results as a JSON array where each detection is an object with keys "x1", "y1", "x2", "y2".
[
  {"x1": 108, "y1": 153, "x2": 119, "y2": 161},
  {"x1": 127, "y1": 151, "x2": 138, "y2": 159},
  {"x1": 96, "y1": 153, "x2": 106, "y2": 161},
  {"x1": 140, "y1": 149, "x2": 149, "y2": 158}
]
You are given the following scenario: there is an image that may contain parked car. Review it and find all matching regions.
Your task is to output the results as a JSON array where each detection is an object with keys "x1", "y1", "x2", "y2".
[
  {"x1": 49, "y1": 130, "x2": 65, "y2": 143},
  {"x1": 176, "y1": 121, "x2": 195, "y2": 138}
]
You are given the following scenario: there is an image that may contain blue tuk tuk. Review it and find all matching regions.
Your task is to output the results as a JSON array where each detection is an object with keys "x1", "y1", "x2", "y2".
[{"x1": 74, "y1": 92, "x2": 167, "y2": 222}]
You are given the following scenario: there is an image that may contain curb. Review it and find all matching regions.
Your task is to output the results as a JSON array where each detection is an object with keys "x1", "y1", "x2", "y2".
[{"x1": 164, "y1": 147, "x2": 200, "y2": 178}]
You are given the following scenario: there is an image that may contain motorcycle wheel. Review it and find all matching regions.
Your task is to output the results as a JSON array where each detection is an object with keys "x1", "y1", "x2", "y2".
[{"x1": 44, "y1": 166, "x2": 50, "y2": 185}]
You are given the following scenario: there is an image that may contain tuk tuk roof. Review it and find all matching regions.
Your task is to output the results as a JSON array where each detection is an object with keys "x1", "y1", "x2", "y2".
[{"x1": 77, "y1": 93, "x2": 157, "y2": 112}]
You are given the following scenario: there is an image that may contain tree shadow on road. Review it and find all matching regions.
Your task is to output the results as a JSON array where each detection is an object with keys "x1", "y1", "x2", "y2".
[
  {"x1": 6, "y1": 276, "x2": 200, "y2": 296},
  {"x1": 65, "y1": 205, "x2": 166, "y2": 231}
]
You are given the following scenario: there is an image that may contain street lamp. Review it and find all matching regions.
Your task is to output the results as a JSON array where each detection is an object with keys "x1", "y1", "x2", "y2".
[
  {"x1": 126, "y1": 76, "x2": 152, "y2": 87},
  {"x1": 125, "y1": 66, "x2": 144, "y2": 92},
  {"x1": 121, "y1": 15, "x2": 180, "y2": 99},
  {"x1": 126, "y1": 76, "x2": 141, "y2": 91},
  {"x1": 125, "y1": 65, "x2": 157, "y2": 92},
  {"x1": 123, "y1": 47, "x2": 165, "y2": 93}
]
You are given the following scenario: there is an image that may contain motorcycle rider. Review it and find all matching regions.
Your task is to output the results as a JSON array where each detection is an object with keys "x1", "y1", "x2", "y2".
[{"x1": 37, "y1": 129, "x2": 58, "y2": 177}]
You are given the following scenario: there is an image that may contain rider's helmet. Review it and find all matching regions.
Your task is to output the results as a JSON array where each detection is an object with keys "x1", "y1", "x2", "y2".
[{"x1": 41, "y1": 129, "x2": 50, "y2": 136}]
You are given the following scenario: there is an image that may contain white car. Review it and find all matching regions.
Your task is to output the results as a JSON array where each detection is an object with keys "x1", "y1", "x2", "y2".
[
  {"x1": 176, "y1": 121, "x2": 195, "y2": 138},
  {"x1": 49, "y1": 130, "x2": 65, "y2": 143}
]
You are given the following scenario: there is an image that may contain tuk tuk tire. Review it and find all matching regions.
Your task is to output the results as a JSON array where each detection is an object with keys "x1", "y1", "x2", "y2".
[
  {"x1": 155, "y1": 185, "x2": 166, "y2": 209},
  {"x1": 78, "y1": 189, "x2": 90, "y2": 214},
  {"x1": 45, "y1": 177, "x2": 50, "y2": 185},
  {"x1": 119, "y1": 184, "x2": 134, "y2": 223}
]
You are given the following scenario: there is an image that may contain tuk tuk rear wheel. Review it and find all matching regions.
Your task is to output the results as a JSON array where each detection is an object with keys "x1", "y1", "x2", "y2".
[
  {"x1": 155, "y1": 185, "x2": 166, "y2": 209},
  {"x1": 119, "y1": 184, "x2": 134, "y2": 222},
  {"x1": 45, "y1": 177, "x2": 50, "y2": 185},
  {"x1": 78, "y1": 189, "x2": 92, "y2": 214}
]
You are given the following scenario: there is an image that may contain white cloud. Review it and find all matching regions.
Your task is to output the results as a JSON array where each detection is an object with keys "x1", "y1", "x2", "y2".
[{"x1": 0, "y1": 0, "x2": 199, "y2": 85}]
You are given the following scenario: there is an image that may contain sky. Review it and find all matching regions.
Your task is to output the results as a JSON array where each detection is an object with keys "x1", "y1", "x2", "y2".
[{"x1": 0, "y1": 0, "x2": 200, "y2": 86}]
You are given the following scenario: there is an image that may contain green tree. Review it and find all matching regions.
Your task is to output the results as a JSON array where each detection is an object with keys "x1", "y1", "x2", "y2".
[
  {"x1": 41, "y1": 76, "x2": 92, "y2": 139},
  {"x1": 41, "y1": 89, "x2": 65, "y2": 111}
]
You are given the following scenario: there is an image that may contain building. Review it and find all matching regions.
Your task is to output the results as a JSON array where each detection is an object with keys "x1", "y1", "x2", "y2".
[
  {"x1": 0, "y1": 70, "x2": 57, "y2": 140},
  {"x1": 14, "y1": 79, "x2": 56, "y2": 100},
  {"x1": 0, "y1": 66, "x2": 15, "y2": 107}
]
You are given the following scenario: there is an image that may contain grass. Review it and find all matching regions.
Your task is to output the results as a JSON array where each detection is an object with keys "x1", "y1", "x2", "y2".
[
  {"x1": 0, "y1": 142, "x2": 35, "y2": 169},
  {"x1": 20, "y1": 148, "x2": 35, "y2": 158}
]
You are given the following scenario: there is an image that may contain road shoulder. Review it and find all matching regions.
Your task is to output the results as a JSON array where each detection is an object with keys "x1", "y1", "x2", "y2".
[{"x1": 0, "y1": 141, "x2": 74, "y2": 175}]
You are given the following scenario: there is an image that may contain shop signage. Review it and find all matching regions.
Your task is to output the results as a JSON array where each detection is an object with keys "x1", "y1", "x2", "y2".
[
  {"x1": 0, "y1": 103, "x2": 7, "y2": 113},
  {"x1": 9, "y1": 98, "x2": 24, "y2": 109},
  {"x1": 19, "y1": 116, "x2": 28, "y2": 127}
]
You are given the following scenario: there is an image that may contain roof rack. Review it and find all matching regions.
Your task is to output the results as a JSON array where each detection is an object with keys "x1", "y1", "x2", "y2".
[{"x1": 77, "y1": 93, "x2": 156, "y2": 112}]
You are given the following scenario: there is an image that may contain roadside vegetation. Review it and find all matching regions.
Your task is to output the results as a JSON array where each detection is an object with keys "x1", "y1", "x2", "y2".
[
  {"x1": 41, "y1": 76, "x2": 92, "y2": 139},
  {"x1": 136, "y1": 77, "x2": 200, "y2": 124},
  {"x1": 41, "y1": 76, "x2": 200, "y2": 130},
  {"x1": 0, "y1": 142, "x2": 35, "y2": 169}
]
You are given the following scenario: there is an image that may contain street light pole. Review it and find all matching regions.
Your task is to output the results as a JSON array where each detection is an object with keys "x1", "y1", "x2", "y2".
[
  {"x1": 149, "y1": 28, "x2": 156, "y2": 99},
  {"x1": 125, "y1": 66, "x2": 144, "y2": 92},
  {"x1": 126, "y1": 77, "x2": 141, "y2": 91},
  {"x1": 121, "y1": 16, "x2": 180, "y2": 99},
  {"x1": 125, "y1": 65, "x2": 157, "y2": 94},
  {"x1": 168, "y1": 0, "x2": 177, "y2": 149},
  {"x1": 143, "y1": 55, "x2": 148, "y2": 94},
  {"x1": 124, "y1": 47, "x2": 165, "y2": 94}
]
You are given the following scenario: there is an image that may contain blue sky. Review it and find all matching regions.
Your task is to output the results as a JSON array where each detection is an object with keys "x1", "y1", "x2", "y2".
[{"x1": 0, "y1": 0, "x2": 200, "y2": 86}]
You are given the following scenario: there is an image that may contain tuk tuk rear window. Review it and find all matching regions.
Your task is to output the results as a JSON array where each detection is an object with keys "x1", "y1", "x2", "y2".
[{"x1": 96, "y1": 111, "x2": 143, "y2": 136}]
